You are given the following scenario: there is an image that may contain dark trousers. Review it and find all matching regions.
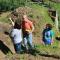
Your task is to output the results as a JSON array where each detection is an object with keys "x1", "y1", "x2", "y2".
[{"x1": 14, "y1": 42, "x2": 22, "y2": 53}]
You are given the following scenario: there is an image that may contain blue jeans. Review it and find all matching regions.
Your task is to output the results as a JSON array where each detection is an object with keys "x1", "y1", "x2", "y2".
[
  {"x1": 14, "y1": 42, "x2": 22, "y2": 53},
  {"x1": 45, "y1": 39, "x2": 52, "y2": 45},
  {"x1": 23, "y1": 33, "x2": 33, "y2": 50}
]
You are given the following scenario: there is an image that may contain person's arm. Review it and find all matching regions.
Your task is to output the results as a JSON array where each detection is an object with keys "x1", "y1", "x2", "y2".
[
  {"x1": 28, "y1": 21, "x2": 34, "y2": 33},
  {"x1": 51, "y1": 37, "x2": 54, "y2": 45},
  {"x1": 31, "y1": 24, "x2": 34, "y2": 32},
  {"x1": 9, "y1": 18, "x2": 15, "y2": 26},
  {"x1": 51, "y1": 30, "x2": 54, "y2": 45},
  {"x1": 10, "y1": 29, "x2": 15, "y2": 38}
]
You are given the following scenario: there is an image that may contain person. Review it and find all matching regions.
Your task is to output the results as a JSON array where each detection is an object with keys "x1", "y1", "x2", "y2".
[
  {"x1": 43, "y1": 24, "x2": 54, "y2": 45},
  {"x1": 9, "y1": 11, "x2": 18, "y2": 27},
  {"x1": 10, "y1": 21, "x2": 23, "y2": 53},
  {"x1": 9, "y1": 11, "x2": 19, "y2": 34},
  {"x1": 22, "y1": 15, "x2": 34, "y2": 51}
]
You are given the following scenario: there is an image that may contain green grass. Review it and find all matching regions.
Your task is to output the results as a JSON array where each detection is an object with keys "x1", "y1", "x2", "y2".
[
  {"x1": 35, "y1": 40, "x2": 60, "y2": 56},
  {"x1": 0, "y1": 12, "x2": 11, "y2": 23},
  {"x1": 0, "y1": 2, "x2": 60, "y2": 59},
  {"x1": 32, "y1": 4, "x2": 60, "y2": 57}
]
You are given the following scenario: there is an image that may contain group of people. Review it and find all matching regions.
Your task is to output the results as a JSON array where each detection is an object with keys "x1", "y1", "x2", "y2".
[
  {"x1": 9, "y1": 11, "x2": 34, "y2": 53},
  {"x1": 9, "y1": 11, "x2": 54, "y2": 54}
]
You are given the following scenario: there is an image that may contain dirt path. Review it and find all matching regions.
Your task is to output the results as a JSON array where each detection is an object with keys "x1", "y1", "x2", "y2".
[{"x1": 0, "y1": 22, "x2": 15, "y2": 59}]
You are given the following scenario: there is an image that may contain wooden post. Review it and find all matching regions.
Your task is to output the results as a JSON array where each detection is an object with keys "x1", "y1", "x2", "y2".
[
  {"x1": 55, "y1": 11, "x2": 59, "y2": 31},
  {"x1": 48, "y1": 9, "x2": 59, "y2": 31}
]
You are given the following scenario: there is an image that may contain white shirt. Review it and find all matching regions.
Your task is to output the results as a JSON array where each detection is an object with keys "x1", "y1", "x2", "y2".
[{"x1": 11, "y1": 29, "x2": 22, "y2": 44}]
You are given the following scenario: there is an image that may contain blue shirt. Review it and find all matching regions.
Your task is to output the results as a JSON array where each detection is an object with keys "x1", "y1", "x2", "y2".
[{"x1": 45, "y1": 30, "x2": 54, "y2": 41}]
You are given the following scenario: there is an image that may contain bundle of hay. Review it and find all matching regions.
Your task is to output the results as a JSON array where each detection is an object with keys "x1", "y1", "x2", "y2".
[
  {"x1": 16, "y1": 6, "x2": 33, "y2": 20},
  {"x1": 9, "y1": 6, "x2": 33, "y2": 24}
]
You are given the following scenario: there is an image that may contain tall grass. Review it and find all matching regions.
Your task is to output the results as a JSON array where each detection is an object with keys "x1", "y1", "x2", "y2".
[{"x1": 0, "y1": 0, "x2": 26, "y2": 11}]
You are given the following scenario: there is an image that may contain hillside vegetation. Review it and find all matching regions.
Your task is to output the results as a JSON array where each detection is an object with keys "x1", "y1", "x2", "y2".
[{"x1": 0, "y1": 1, "x2": 60, "y2": 60}]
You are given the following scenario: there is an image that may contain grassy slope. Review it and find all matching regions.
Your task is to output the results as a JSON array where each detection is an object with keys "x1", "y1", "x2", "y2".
[
  {"x1": 28, "y1": 4, "x2": 53, "y2": 36},
  {"x1": 0, "y1": 12, "x2": 11, "y2": 23},
  {"x1": 0, "y1": 3, "x2": 60, "y2": 60},
  {"x1": 28, "y1": 3, "x2": 60, "y2": 57}
]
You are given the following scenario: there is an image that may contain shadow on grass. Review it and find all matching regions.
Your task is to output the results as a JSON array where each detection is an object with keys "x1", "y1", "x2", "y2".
[
  {"x1": 29, "y1": 48, "x2": 60, "y2": 59},
  {"x1": 23, "y1": 46, "x2": 60, "y2": 59},
  {"x1": 0, "y1": 40, "x2": 13, "y2": 55},
  {"x1": 18, "y1": 44, "x2": 60, "y2": 59},
  {"x1": 4, "y1": 31, "x2": 9, "y2": 35},
  {"x1": 55, "y1": 37, "x2": 60, "y2": 41},
  {"x1": 38, "y1": 53, "x2": 60, "y2": 59}
]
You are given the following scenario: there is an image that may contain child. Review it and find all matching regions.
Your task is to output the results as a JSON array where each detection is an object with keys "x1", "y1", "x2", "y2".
[
  {"x1": 9, "y1": 11, "x2": 18, "y2": 27},
  {"x1": 43, "y1": 24, "x2": 54, "y2": 45},
  {"x1": 10, "y1": 21, "x2": 23, "y2": 53},
  {"x1": 22, "y1": 15, "x2": 34, "y2": 51}
]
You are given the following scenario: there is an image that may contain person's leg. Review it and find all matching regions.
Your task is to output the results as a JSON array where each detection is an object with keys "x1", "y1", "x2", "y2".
[
  {"x1": 28, "y1": 33, "x2": 34, "y2": 49},
  {"x1": 23, "y1": 36, "x2": 28, "y2": 50},
  {"x1": 14, "y1": 42, "x2": 22, "y2": 53},
  {"x1": 45, "y1": 39, "x2": 51, "y2": 45}
]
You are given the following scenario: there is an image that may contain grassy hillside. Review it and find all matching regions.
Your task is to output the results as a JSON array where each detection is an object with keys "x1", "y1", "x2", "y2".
[{"x1": 0, "y1": 3, "x2": 60, "y2": 60}]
